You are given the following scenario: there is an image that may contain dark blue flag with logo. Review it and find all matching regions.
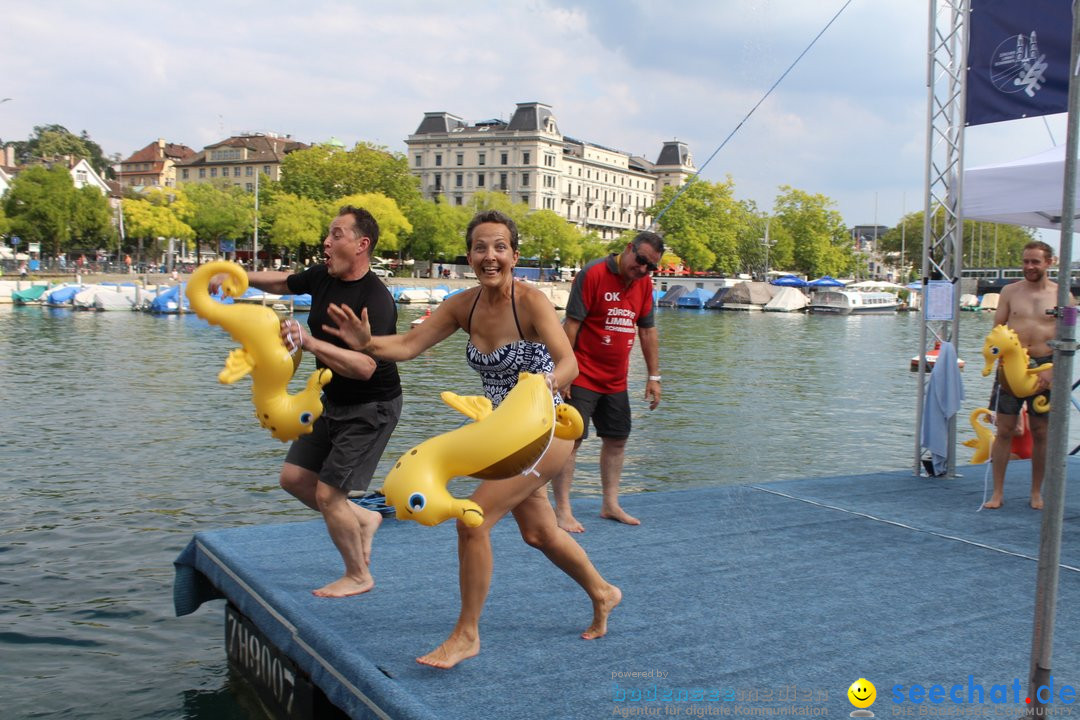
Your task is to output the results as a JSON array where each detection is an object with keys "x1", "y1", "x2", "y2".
[{"x1": 966, "y1": 0, "x2": 1072, "y2": 126}]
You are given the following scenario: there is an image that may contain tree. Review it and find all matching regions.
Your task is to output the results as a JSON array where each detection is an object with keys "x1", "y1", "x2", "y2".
[
  {"x1": 772, "y1": 186, "x2": 853, "y2": 277},
  {"x1": 649, "y1": 178, "x2": 748, "y2": 273},
  {"x1": 180, "y1": 181, "x2": 254, "y2": 262},
  {"x1": 467, "y1": 191, "x2": 528, "y2": 225},
  {"x1": 518, "y1": 209, "x2": 582, "y2": 273},
  {"x1": 70, "y1": 185, "x2": 116, "y2": 253},
  {"x1": 280, "y1": 142, "x2": 422, "y2": 209},
  {"x1": 2, "y1": 165, "x2": 76, "y2": 258},
  {"x1": 335, "y1": 192, "x2": 412, "y2": 253},
  {"x1": 877, "y1": 211, "x2": 1035, "y2": 274},
  {"x1": 122, "y1": 194, "x2": 194, "y2": 264},
  {"x1": 403, "y1": 199, "x2": 471, "y2": 265},
  {"x1": 13, "y1": 125, "x2": 110, "y2": 175},
  {"x1": 262, "y1": 192, "x2": 329, "y2": 263}
]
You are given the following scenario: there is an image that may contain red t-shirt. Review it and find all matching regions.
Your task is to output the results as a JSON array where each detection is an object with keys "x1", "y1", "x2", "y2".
[{"x1": 565, "y1": 255, "x2": 655, "y2": 393}]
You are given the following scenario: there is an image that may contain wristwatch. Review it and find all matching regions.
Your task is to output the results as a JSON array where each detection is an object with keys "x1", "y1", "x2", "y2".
[{"x1": 648, "y1": 375, "x2": 662, "y2": 382}]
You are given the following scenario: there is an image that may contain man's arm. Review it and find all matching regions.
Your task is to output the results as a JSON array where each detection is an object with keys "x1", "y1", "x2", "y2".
[
  {"x1": 639, "y1": 325, "x2": 661, "y2": 410},
  {"x1": 246, "y1": 271, "x2": 293, "y2": 295},
  {"x1": 563, "y1": 317, "x2": 582, "y2": 349},
  {"x1": 993, "y1": 283, "x2": 1012, "y2": 328}
]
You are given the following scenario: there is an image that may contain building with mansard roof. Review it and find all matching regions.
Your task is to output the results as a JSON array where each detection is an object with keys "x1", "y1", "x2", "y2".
[
  {"x1": 405, "y1": 101, "x2": 695, "y2": 239},
  {"x1": 175, "y1": 132, "x2": 308, "y2": 192}
]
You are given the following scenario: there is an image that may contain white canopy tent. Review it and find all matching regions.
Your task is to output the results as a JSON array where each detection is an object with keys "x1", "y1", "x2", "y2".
[{"x1": 962, "y1": 144, "x2": 1079, "y2": 231}]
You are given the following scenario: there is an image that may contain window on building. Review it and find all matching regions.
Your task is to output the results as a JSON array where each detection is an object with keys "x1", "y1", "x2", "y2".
[
  {"x1": 500, "y1": 152, "x2": 508, "y2": 165},
  {"x1": 500, "y1": 173, "x2": 508, "y2": 189},
  {"x1": 246, "y1": 166, "x2": 253, "y2": 176},
  {"x1": 210, "y1": 168, "x2": 217, "y2": 177},
  {"x1": 263, "y1": 165, "x2": 270, "y2": 176},
  {"x1": 435, "y1": 154, "x2": 442, "y2": 167},
  {"x1": 455, "y1": 173, "x2": 463, "y2": 187},
  {"x1": 434, "y1": 173, "x2": 442, "y2": 191},
  {"x1": 523, "y1": 152, "x2": 530, "y2": 164},
  {"x1": 233, "y1": 167, "x2": 241, "y2": 177},
  {"x1": 199, "y1": 168, "x2": 206, "y2": 178},
  {"x1": 455, "y1": 196, "x2": 463, "y2": 205},
  {"x1": 415, "y1": 154, "x2": 422, "y2": 167},
  {"x1": 182, "y1": 169, "x2": 189, "y2": 179},
  {"x1": 246, "y1": 183, "x2": 254, "y2": 192},
  {"x1": 456, "y1": 153, "x2": 463, "y2": 166},
  {"x1": 520, "y1": 195, "x2": 529, "y2": 204},
  {"x1": 545, "y1": 154, "x2": 555, "y2": 167},
  {"x1": 522, "y1": 173, "x2": 529, "y2": 187},
  {"x1": 478, "y1": 153, "x2": 486, "y2": 166},
  {"x1": 478, "y1": 174, "x2": 486, "y2": 187}
]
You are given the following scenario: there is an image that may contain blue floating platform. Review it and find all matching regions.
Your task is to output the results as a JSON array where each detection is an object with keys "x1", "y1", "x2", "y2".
[{"x1": 174, "y1": 460, "x2": 1080, "y2": 719}]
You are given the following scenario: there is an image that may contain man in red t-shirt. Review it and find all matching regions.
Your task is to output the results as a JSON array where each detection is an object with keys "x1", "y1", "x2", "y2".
[{"x1": 552, "y1": 231, "x2": 663, "y2": 532}]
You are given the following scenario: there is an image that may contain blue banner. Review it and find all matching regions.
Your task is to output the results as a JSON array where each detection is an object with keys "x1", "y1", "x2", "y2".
[{"x1": 966, "y1": 0, "x2": 1071, "y2": 126}]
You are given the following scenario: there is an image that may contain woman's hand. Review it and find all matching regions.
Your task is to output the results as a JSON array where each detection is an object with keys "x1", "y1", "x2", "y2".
[
  {"x1": 280, "y1": 319, "x2": 307, "y2": 352},
  {"x1": 324, "y1": 303, "x2": 371, "y2": 352}
]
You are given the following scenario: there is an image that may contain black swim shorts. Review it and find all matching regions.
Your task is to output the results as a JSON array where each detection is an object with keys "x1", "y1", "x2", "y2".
[
  {"x1": 285, "y1": 395, "x2": 402, "y2": 491},
  {"x1": 989, "y1": 355, "x2": 1052, "y2": 416},
  {"x1": 565, "y1": 385, "x2": 632, "y2": 440}
]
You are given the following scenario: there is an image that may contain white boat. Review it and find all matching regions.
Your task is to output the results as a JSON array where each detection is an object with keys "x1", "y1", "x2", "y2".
[
  {"x1": 397, "y1": 288, "x2": 432, "y2": 304},
  {"x1": 808, "y1": 290, "x2": 899, "y2": 315}
]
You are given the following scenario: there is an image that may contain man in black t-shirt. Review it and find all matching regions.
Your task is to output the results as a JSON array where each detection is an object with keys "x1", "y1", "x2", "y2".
[{"x1": 212, "y1": 206, "x2": 401, "y2": 597}]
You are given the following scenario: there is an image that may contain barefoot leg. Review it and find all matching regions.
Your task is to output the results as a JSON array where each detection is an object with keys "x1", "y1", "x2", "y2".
[
  {"x1": 313, "y1": 484, "x2": 374, "y2": 597},
  {"x1": 551, "y1": 440, "x2": 585, "y2": 533},
  {"x1": 599, "y1": 437, "x2": 639, "y2": 525}
]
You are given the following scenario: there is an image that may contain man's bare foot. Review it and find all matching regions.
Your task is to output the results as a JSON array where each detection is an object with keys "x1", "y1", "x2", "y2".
[
  {"x1": 353, "y1": 506, "x2": 382, "y2": 566},
  {"x1": 416, "y1": 632, "x2": 480, "y2": 669},
  {"x1": 1030, "y1": 493, "x2": 1044, "y2": 510},
  {"x1": 983, "y1": 496, "x2": 1004, "y2": 510},
  {"x1": 556, "y1": 508, "x2": 585, "y2": 533},
  {"x1": 600, "y1": 506, "x2": 640, "y2": 525},
  {"x1": 312, "y1": 574, "x2": 374, "y2": 598},
  {"x1": 582, "y1": 584, "x2": 622, "y2": 640}
]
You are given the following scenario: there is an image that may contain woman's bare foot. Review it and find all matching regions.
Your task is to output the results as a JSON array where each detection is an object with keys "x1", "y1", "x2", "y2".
[
  {"x1": 983, "y1": 495, "x2": 1004, "y2": 510},
  {"x1": 600, "y1": 506, "x2": 640, "y2": 525},
  {"x1": 1030, "y1": 493, "x2": 1044, "y2": 510},
  {"x1": 312, "y1": 574, "x2": 374, "y2": 598},
  {"x1": 416, "y1": 632, "x2": 480, "y2": 669},
  {"x1": 582, "y1": 584, "x2": 622, "y2": 640},
  {"x1": 556, "y1": 508, "x2": 585, "y2": 533}
]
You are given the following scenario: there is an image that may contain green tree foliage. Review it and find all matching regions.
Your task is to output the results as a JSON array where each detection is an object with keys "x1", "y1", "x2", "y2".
[
  {"x1": 518, "y1": 209, "x2": 582, "y2": 272},
  {"x1": 737, "y1": 214, "x2": 794, "y2": 277},
  {"x1": 70, "y1": 185, "x2": 116, "y2": 252},
  {"x1": 180, "y1": 181, "x2": 255, "y2": 261},
  {"x1": 466, "y1": 191, "x2": 529, "y2": 224},
  {"x1": 649, "y1": 179, "x2": 747, "y2": 273},
  {"x1": 13, "y1": 125, "x2": 110, "y2": 175},
  {"x1": 403, "y1": 199, "x2": 471, "y2": 264},
  {"x1": 262, "y1": 192, "x2": 329, "y2": 258},
  {"x1": 280, "y1": 142, "x2": 422, "y2": 209},
  {"x1": 335, "y1": 192, "x2": 412, "y2": 253},
  {"x1": 3, "y1": 165, "x2": 76, "y2": 257},
  {"x1": 877, "y1": 210, "x2": 1036, "y2": 274},
  {"x1": 772, "y1": 186, "x2": 853, "y2": 277},
  {"x1": 577, "y1": 230, "x2": 610, "y2": 265}
]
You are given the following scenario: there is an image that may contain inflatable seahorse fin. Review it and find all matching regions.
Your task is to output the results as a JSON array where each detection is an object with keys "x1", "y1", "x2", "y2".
[
  {"x1": 441, "y1": 392, "x2": 494, "y2": 421},
  {"x1": 965, "y1": 408, "x2": 994, "y2": 464}
]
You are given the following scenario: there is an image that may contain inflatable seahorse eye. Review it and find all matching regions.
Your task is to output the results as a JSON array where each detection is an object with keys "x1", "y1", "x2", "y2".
[
  {"x1": 981, "y1": 324, "x2": 1053, "y2": 413},
  {"x1": 186, "y1": 261, "x2": 332, "y2": 442},
  {"x1": 381, "y1": 372, "x2": 584, "y2": 527}
]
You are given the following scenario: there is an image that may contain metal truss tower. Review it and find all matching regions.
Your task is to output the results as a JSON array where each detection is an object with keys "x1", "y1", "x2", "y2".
[{"x1": 913, "y1": 0, "x2": 969, "y2": 475}]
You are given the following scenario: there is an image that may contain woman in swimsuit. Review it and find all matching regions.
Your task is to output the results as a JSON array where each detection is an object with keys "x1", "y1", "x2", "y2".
[{"x1": 323, "y1": 210, "x2": 621, "y2": 669}]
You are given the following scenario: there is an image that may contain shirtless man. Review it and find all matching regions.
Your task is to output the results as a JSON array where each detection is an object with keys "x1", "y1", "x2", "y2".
[{"x1": 986, "y1": 241, "x2": 1061, "y2": 510}]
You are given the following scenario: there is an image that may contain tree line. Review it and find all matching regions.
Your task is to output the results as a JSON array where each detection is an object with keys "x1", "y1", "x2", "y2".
[{"x1": 0, "y1": 125, "x2": 1039, "y2": 276}]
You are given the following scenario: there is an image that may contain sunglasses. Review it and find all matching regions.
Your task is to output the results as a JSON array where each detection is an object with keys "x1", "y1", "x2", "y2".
[{"x1": 634, "y1": 252, "x2": 658, "y2": 273}]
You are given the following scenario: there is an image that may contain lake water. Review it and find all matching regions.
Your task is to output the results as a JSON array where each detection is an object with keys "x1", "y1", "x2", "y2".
[{"x1": 0, "y1": 302, "x2": 1072, "y2": 718}]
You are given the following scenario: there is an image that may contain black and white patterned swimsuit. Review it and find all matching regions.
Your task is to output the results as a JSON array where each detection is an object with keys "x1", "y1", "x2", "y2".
[{"x1": 464, "y1": 283, "x2": 560, "y2": 408}]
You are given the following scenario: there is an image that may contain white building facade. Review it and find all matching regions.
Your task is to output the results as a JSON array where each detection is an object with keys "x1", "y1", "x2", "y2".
[{"x1": 405, "y1": 102, "x2": 695, "y2": 239}]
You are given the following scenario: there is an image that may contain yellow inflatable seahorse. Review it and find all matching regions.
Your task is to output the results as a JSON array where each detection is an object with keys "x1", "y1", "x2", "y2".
[
  {"x1": 186, "y1": 261, "x2": 331, "y2": 442},
  {"x1": 382, "y1": 372, "x2": 584, "y2": 527},
  {"x1": 981, "y1": 324, "x2": 1053, "y2": 413},
  {"x1": 962, "y1": 408, "x2": 994, "y2": 464}
]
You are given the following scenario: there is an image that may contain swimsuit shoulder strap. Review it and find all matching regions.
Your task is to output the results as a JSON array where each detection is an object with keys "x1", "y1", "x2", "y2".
[
  {"x1": 466, "y1": 287, "x2": 482, "y2": 335},
  {"x1": 511, "y1": 280, "x2": 525, "y2": 340}
]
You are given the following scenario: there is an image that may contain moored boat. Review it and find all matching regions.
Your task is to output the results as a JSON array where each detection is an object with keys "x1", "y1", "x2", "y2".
[{"x1": 808, "y1": 290, "x2": 898, "y2": 315}]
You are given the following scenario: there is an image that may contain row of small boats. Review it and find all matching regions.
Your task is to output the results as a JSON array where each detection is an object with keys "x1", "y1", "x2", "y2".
[{"x1": 656, "y1": 282, "x2": 902, "y2": 315}]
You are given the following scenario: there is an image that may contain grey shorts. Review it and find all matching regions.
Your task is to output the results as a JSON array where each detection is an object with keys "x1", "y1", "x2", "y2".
[
  {"x1": 285, "y1": 394, "x2": 402, "y2": 491},
  {"x1": 565, "y1": 385, "x2": 631, "y2": 440}
]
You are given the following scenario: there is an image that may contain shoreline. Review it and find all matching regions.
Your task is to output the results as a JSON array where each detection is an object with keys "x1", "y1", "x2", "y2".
[{"x1": 5, "y1": 273, "x2": 566, "y2": 291}]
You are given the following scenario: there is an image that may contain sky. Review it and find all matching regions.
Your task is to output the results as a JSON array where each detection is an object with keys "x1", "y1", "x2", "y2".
[{"x1": 0, "y1": 0, "x2": 1071, "y2": 245}]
